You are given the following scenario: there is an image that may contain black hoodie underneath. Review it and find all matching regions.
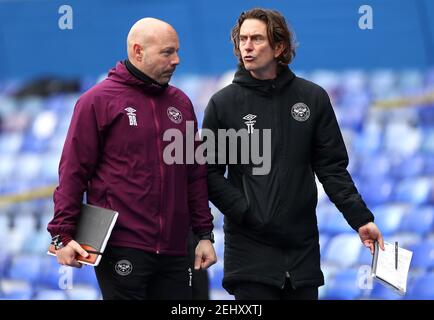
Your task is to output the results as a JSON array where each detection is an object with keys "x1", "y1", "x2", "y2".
[{"x1": 203, "y1": 66, "x2": 374, "y2": 292}]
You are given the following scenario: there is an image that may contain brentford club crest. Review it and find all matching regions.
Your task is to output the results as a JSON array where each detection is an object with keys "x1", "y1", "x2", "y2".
[
  {"x1": 291, "y1": 103, "x2": 310, "y2": 122},
  {"x1": 167, "y1": 106, "x2": 183, "y2": 124}
]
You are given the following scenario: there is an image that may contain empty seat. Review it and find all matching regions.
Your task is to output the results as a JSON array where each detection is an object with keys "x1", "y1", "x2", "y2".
[
  {"x1": 321, "y1": 210, "x2": 353, "y2": 235},
  {"x1": 73, "y1": 265, "x2": 99, "y2": 287},
  {"x1": 21, "y1": 230, "x2": 51, "y2": 254},
  {"x1": 358, "y1": 177, "x2": 393, "y2": 206},
  {"x1": 394, "y1": 177, "x2": 432, "y2": 205},
  {"x1": 390, "y1": 155, "x2": 424, "y2": 179},
  {"x1": 372, "y1": 204, "x2": 408, "y2": 235},
  {"x1": 324, "y1": 234, "x2": 362, "y2": 267},
  {"x1": 369, "y1": 282, "x2": 404, "y2": 300},
  {"x1": 38, "y1": 256, "x2": 69, "y2": 289},
  {"x1": 7, "y1": 254, "x2": 42, "y2": 283},
  {"x1": 405, "y1": 272, "x2": 434, "y2": 299},
  {"x1": 323, "y1": 268, "x2": 361, "y2": 300},
  {"x1": 410, "y1": 241, "x2": 434, "y2": 270},
  {"x1": 208, "y1": 261, "x2": 223, "y2": 290},
  {"x1": 66, "y1": 284, "x2": 100, "y2": 300},
  {"x1": 34, "y1": 289, "x2": 67, "y2": 300},
  {"x1": 399, "y1": 206, "x2": 434, "y2": 235},
  {"x1": 0, "y1": 280, "x2": 33, "y2": 300}
]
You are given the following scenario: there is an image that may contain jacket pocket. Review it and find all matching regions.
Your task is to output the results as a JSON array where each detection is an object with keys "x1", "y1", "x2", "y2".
[{"x1": 241, "y1": 174, "x2": 265, "y2": 230}]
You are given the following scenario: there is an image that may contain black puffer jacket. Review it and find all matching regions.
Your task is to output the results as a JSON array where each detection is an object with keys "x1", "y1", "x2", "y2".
[{"x1": 202, "y1": 66, "x2": 374, "y2": 292}]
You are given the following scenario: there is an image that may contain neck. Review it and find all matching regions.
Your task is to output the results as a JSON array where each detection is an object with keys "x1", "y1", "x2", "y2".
[
  {"x1": 125, "y1": 59, "x2": 168, "y2": 88},
  {"x1": 249, "y1": 63, "x2": 278, "y2": 80}
]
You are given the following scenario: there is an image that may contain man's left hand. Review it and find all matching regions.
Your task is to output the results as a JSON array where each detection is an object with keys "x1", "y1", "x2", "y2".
[
  {"x1": 358, "y1": 222, "x2": 384, "y2": 255},
  {"x1": 194, "y1": 240, "x2": 217, "y2": 270}
]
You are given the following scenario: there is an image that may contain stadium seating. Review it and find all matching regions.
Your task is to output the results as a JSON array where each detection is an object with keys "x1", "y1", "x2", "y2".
[{"x1": 0, "y1": 68, "x2": 434, "y2": 299}]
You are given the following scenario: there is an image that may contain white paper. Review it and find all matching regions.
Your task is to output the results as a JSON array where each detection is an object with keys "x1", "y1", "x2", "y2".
[{"x1": 372, "y1": 241, "x2": 413, "y2": 293}]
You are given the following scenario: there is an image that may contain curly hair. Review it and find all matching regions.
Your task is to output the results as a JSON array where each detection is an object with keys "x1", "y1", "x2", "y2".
[{"x1": 231, "y1": 8, "x2": 297, "y2": 66}]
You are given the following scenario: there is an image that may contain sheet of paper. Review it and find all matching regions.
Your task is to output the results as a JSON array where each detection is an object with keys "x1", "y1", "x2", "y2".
[{"x1": 374, "y1": 241, "x2": 413, "y2": 293}]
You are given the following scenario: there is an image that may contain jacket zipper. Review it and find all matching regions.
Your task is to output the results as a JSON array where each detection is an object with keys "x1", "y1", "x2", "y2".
[
  {"x1": 151, "y1": 99, "x2": 164, "y2": 254},
  {"x1": 283, "y1": 271, "x2": 296, "y2": 289}
]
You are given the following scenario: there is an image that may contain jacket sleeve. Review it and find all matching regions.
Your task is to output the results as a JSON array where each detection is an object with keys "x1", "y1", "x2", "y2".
[
  {"x1": 187, "y1": 103, "x2": 214, "y2": 236},
  {"x1": 47, "y1": 96, "x2": 102, "y2": 245},
  {"x1": 312, "y1": 88, "x2": 374, "y2": 231},
  {"x1": 201, "y1": 98, "x2": 249, "y2": 225}
]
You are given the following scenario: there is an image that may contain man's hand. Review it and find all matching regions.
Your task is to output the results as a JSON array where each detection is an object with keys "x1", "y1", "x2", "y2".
[
  {"x1": 56, "y1": 240, "x2": 89, "y2": 268},
  {"x1": 194, "y1": 240, "x2": 217, "y2": 270},
  {"x1": 358, "y1": 222, "x2": 384, "y2": 255}
]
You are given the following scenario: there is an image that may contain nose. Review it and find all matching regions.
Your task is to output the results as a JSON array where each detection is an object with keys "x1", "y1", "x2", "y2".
[
  {"x1": 172, "y1": 52, "x2": 180, "y2": 66},
  {"x1": 243, "y1": 38, "x2": 253, "y2": 52}
]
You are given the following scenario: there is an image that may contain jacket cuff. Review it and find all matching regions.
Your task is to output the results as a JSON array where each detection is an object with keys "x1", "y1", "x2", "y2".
[{"x1": 348, "y1": 214, "x2": 375, "y2": 232}]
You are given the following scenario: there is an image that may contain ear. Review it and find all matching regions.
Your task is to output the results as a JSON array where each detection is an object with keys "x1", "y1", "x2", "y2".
[
  {"x1": 133, "y1": 43, "x2": 143, "y2": 62},
  {"x1": 274, "y1": 42, "x2": 284, "y2": 58}
]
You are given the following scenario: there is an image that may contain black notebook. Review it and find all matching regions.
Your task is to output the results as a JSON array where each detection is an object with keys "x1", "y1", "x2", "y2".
[{"x1": 48, "y1": 204, "x2": 119, "y2": 266}]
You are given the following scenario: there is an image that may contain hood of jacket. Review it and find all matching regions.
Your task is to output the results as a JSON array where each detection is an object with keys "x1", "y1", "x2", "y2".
[
  {"x1": 107, "y1": 60, "x2": 168, "y2": 95},
  {"x1": 232, "y1": 65, "x2": 296, "y2": 95}
]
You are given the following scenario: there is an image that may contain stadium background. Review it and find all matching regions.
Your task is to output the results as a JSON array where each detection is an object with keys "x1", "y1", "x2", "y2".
[{"x1": 0, "y1": 0, "x2": 434, "y2": 299}]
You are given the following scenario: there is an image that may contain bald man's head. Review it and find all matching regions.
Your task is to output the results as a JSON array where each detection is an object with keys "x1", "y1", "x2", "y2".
[{"x1": 126, "y1": 18, "x2": 180, "y2": 85}]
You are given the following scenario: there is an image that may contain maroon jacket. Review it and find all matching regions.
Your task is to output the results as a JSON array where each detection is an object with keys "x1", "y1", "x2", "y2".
[{"x1": 47, "y1": 61, "x2": 213, "y2": 255}]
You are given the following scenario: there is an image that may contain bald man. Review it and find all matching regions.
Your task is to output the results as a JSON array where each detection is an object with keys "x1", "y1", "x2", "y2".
[{"x1": 47, "y1": 18, "x2": 216, "y2": 300}]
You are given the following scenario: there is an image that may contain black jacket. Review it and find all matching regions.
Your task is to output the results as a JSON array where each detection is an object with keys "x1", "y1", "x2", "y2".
[{"x1": 202, "y1": 66, "x2": 374, "y2": 292}]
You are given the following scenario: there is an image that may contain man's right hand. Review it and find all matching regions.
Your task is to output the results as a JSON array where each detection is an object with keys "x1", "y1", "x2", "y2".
[{"x1": 55, "y1": 240, "x2": 89, "y2": 268}]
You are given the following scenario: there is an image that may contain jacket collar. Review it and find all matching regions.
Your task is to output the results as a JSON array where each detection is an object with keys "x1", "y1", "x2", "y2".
[{"x1": 232, "y1": 65, "x2": 295, "y2": 95}]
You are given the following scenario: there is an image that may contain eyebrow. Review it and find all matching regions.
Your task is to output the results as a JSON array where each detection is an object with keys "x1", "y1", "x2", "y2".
[
  {"x1": 239, "y1": 33, "x2": 265, "y2": 38},
  {"x1": 160, "y1": 47, "x2": 179, "y2": 52}
]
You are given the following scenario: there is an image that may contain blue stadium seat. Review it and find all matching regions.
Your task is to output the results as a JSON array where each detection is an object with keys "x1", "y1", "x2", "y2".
[
  {"x1": 319, "y1": 263, "x2": 339, "y2": 299},
  {"x1": 372, "y1": 205, "x2": 408, "y2": 235},
  {"x1": 73, "y1": 265, "x2": 99, "y2": 287},
  {"x1": 423, "y1": 155, "x2": 434, "y2": 175},
  {"x1": 13, "y1": 153, "x2": 42, "y2": 182},
  {"x1": 405, "y1": 273, "x2": 434, "y2": 299},
  {"x1": 21, "y1": 230, "x2": 52, "y2": 254},
  {"x1": 358, "y1": 154, "x2": 390, "y2": 179},
  {"x1": 0, "y1": 155, "x2": 15, "y2": 183},
  {"x1": 394, "y1": 177, "x2": 432, "y2": 205},
  {"x1": 323, "y1": 269, "x2": 361, "y2": 300},
  {"x1": 0, "y1": 214, "x2": 10, "y2": 234},
  {"x1": 420, "y1": 128, "x2": 434, "y2": 155},
  {"x1": 319, "y1": 234, "x2": 330, "y2": 256},
  {"x1": 66, "y1": 285, "x2": 101, "y2": 300},
  {"x1": 358, "y1": 247, "x2": 374, "y2": 266},
  {"x1": 399, "y1": 206, "x2": 434, "y2": 235},
  {"x1": 13, "y1": 213, "x2": 37, "y2": 233},
  {"x1": 390, "y1": 155, "x2": 425, "y2": 179},
  {"x1": 316, "y1": 205, "x2": 334, "y2": 233},
  {"x1": 383, "y1": 116, "x2": 422, "y2": 155},
  {"x1": 369, "y1": 282, "x2": 404, "y2": 300},
  {"x1": 37, "y1": 256, "x2": 65, "y2": 289},
  {"x1": 321, "y1": 210, "x2": 353, "y2": 235},
  {"x1": 0, "y1": 133, "x2": 24, "y2": 155},
  {"x1": 0, "y1": 252, "x2": 10, "y2": 278},
  {"x1": 208, "y1": 262, "x2": 223, "y2": 290},
  {"x1": 39, "y1": 153, "x2": 60, "y2": 183},
  {"x1": 34, "y1": 289, "x2": 67, "y2": 300},
  {"x1": 7, "y1": 254, "x2": 43, "y2": 283},
  {"x1": 324, "y1": 234, "x2": 362, "y2": 267},
  {"x1": 0, "y1": 280, "x2": 33, "y2": 300},
  {"x1": 358, "y1": 177, "x2": 393, "y2": 206},
  {"x1": 213, "y1": 230, "x2": 224, "y2": 261},
  {"x1": 410, "y1": 241, "x2": 434, "y2": 270}
]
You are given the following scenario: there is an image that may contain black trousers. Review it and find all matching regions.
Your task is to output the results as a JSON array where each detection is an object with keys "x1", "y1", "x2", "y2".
[
  {"x1": 233, "y1": 279, "x2": 318, "y2": 300},
  {"x1": 94, "y1": 246, "x2": 192, "y2": 300}
]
